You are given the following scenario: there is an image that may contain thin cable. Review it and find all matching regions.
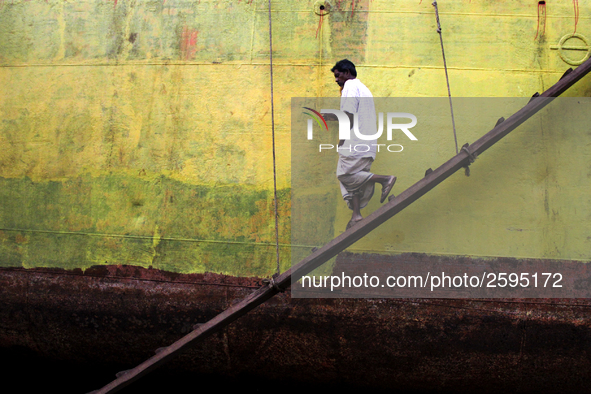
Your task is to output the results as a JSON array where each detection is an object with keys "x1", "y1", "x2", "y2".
[
  {"x1": 268, "y1": 0, "x2": 281, "y2": 276},
  {"x1": 573, "y1": 0, "x2": 579, "y2": 33},
  {"x1": 433, "y1": 1, "x2": 459, "y2": 155}
]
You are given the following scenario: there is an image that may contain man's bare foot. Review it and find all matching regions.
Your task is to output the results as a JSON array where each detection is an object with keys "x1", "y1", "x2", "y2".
[
  {"x1": 346, "y1": 217, "x2": 363, "y2": 230},
  {"x1": 380, "y1": 176, "x2": 397, "y2": 203}
]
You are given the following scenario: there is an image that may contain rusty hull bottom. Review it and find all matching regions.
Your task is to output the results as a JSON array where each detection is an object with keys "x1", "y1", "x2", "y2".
[{"x1": 1, "y1": 254, "x2": 591, "y2": 393}]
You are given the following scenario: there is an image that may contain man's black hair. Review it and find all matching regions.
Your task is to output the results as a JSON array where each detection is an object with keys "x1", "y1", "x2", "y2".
[{"x1": 331, "y1": 59, "x2": 357, "y2": 77}]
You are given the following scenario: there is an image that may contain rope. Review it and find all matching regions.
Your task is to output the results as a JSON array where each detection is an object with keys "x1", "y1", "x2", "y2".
[
  {"x1": 461, "y1": 143, "x2": 477, "y2": 176},
  {"x1": 268, "y1": 0, "x2": 281, "y2": 277},
  {"x1": 432, "y1": 1, "x2": 459, "y2": 155}
]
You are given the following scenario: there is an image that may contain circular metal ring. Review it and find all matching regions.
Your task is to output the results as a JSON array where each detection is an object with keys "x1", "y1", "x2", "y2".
[{"x1": 556, "y1": 33, "x2": 591, "y2": 66}]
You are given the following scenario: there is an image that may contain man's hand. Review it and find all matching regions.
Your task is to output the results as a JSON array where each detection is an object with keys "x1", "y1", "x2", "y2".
[
  {"x1": 322, "y1": 113, "x2": 339, "y2": 121},
  {"x1": 321, "y1": 111, "x2": 353, "y2": 125}
]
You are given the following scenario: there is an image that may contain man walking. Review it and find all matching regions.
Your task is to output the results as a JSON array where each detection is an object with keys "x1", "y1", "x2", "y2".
[{"x1": 330, "y1": 59, "x2": 396, "y2": 230}]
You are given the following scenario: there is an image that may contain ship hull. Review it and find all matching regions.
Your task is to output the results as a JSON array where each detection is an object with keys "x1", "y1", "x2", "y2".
[{"x1": 3, "y1": 254, "x2": 591, "y2": 393}]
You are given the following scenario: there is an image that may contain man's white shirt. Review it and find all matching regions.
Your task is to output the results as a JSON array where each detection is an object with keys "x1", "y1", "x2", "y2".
[{"x1": 339, "y1": 78, "x2": 378, "y2": 160}]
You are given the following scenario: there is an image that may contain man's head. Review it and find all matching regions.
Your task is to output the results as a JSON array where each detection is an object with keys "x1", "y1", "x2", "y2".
[{"x1": 331, "y1": 59, "x2": 357, "y2": 87}]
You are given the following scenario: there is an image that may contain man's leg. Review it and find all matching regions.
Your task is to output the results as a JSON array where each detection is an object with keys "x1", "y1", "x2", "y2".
[
  {"x1": 346, "y1": 174, "x2": 396, "y2": 229},
  {"x1": 350, "y1": 192, "x2": 363, "y2": 221},
  {"x1": 346, "y1": 193, "x2": 363, "y2": 230}
]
